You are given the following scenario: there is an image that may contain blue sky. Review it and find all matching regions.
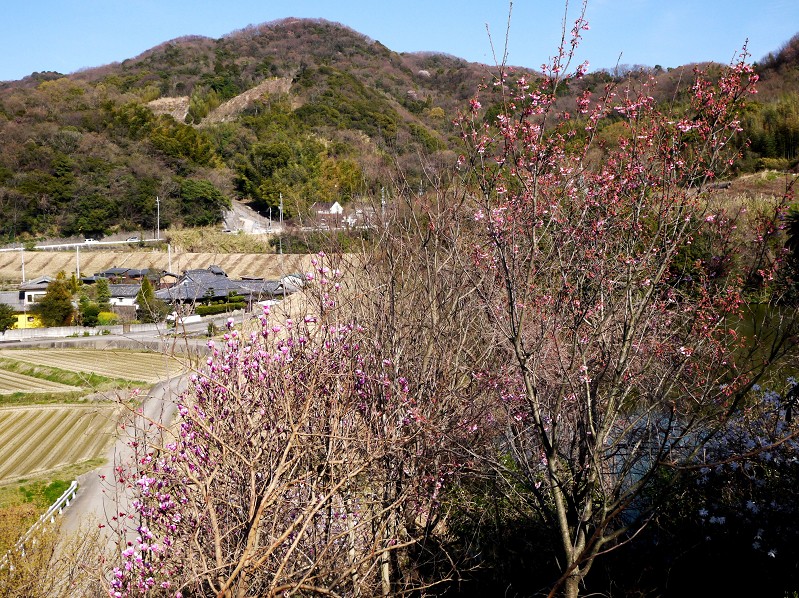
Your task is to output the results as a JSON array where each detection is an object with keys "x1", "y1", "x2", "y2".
[{"x1": 1, "y1": 0, "x2": 796, "y2": 82}]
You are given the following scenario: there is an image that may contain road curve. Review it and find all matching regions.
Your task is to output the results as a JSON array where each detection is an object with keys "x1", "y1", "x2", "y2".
[{"x1": 61, "y1": 374, "x2": 190, "y2": 538}]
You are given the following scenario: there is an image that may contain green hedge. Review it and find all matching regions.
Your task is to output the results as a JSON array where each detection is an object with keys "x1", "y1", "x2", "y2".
[{"x1": 195, "y1": 302, "x2": 246, "y2": 316}]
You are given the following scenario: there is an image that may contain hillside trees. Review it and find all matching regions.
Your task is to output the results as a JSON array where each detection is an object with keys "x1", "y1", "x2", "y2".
[
  {"x1": 294, "y1": 68, "x2": 400, "y2": 144},
  {"x1": 454, "y1": 14, "x2": 799, "y2": 598},
  {"x1": 744, "y1": 93, "x2": 799, "y2": 166},
  {"x1": 1, "y1": 15, "x2": 797, "y2": 245},
  {"x1": 186, "y1": 50, "x2": 245, "y2": 124},
  {"x1": 233, "y1": 127, "x2": 365, "y2": 218},
  {"x1": 177, "y1": 178, "x2": 230, "y2": 227},
  {"x1": 148, "y1": 115, "x2": 216, "y2": 167},
  {"x1": 0, "y1": 94, "x2": 227, "y2": 237}
]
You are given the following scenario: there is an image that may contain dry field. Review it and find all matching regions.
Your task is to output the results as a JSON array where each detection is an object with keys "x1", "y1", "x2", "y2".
[
  {"x1": 0, "y1": 369, "x2": 80, "y2": 395},
  {"x1": 0, "y1": 249, "x2": 314, "y2": 285},
  {"x1": 0, "y1": 404, "x2": 120, "y2": 482},
  {"x1": 0, "y1": 347, "x2": 193, "y2": 485},
  {"x1": 0, "y1": 349, "x2": 188, "y2": 384}
]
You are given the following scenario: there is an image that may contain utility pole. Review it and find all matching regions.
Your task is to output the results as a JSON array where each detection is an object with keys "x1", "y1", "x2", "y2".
[
  {"x1": 278, "y1": 193, "x2": 283, "y2": 255},
  {"x1": 156, "y1": 196, "x2": 161, "y2": 241}
]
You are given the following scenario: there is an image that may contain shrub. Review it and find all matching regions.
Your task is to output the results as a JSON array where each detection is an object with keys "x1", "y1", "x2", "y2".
[
  {"x1": 97, "y1": 311, "x2": 118, "y2": 326},
  {"x1": 195, "y1": 302, "x2": 246, "y2": 316},
  {"x1": 757, "y1": 157, "x2": 792, "y2": 171},
  {"x1": 80, "y1": 303, "x2": 100, "y2": 327}
]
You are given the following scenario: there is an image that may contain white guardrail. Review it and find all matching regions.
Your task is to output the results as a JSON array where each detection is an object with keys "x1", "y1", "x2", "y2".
[
  {"x1": 0, "y1": 239, "x2": 159, "y2": 252},
  {"x1": 0, "y1": 480, "x2": 79, "y2": 570}
]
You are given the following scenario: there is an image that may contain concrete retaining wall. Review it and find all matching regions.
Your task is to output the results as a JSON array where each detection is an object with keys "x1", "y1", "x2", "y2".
[{"x1": 1, "y1": 323, "x2": 159, "y2": 342}]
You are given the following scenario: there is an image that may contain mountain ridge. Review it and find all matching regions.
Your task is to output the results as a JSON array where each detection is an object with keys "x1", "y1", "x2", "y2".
[{"x1": 0, "y1": 18, "x2": 796, "y2": 243}]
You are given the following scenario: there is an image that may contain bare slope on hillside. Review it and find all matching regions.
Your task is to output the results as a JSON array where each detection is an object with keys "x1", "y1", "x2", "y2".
[
  {"x1": 202, "y1": 78, "x2": 293, "y2": 124},
  {"x1": 0, "y1": 251, "x2": 313, "y2": 284},
  {"x1": 146, "y1": 78, "x2": 293, "y2": 125}
]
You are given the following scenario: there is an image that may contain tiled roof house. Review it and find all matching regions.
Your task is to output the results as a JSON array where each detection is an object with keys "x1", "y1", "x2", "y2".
[{"x1": 155, "y1": 266, "x2": 300, "y2": 306}]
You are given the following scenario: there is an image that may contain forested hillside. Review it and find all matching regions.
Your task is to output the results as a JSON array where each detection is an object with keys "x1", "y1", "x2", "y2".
[{"x1": 0, "y1": 18, "x2": 796, "y2": 243}]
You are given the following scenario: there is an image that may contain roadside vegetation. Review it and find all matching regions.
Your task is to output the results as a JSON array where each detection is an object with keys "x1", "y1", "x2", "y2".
[
  {"x1": 166, "y1": 226, "x2": 275, "y2": 253},
  {"x1": 0, "y1": 479, "x2": 70, "y2": 555}
]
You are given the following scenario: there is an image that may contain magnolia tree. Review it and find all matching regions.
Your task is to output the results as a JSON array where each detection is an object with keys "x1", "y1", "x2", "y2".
[
  {"x1": 455, "y1": 11, "x2": 798, "y2": 598},
  {"x1": 103, "y1": 253, "x2": 487, "y2": 597}
]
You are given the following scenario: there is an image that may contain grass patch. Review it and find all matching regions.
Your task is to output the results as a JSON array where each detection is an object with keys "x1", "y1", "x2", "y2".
[
  {"x1": 17, "y1": 480, "x2": 70, "y2": 508},
  {"x1": 167, "y1": 226, "x2": 275, "y2": 253},
  {"x1": 0, "y1": 458, "x2": 104, "y2": 512},
  {"x1": 0, "y1": 390, "x2": 87, "y2": 406}
]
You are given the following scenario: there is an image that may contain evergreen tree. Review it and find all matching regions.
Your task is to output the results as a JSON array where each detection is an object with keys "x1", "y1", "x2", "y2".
[
  {"x1": 0, "y1": 304, "x2": 16, "y2": 333},
  {"x1": 95, "y1": 277, "x2": 112, "y2": 312},
  {"x1": 32, "y1": 278, "x2": 74, "y2": 327},
  {"x1": 135, "y1": 278, "x2": 168, "y2": 323}
]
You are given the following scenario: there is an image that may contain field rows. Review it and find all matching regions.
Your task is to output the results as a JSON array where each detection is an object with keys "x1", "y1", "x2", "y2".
[
  {"x1": 0, "y1": 250, "x2": 313, "y2": 283},
  {"x1": 0, "y1": 369, "x2": 81, "y2": 394},
  {"x1": 0, "y1": 405, "x2": 119, "y2": 482},
  {"x1": 0, "y1": 349, "x2": 188, "y2": 383}
]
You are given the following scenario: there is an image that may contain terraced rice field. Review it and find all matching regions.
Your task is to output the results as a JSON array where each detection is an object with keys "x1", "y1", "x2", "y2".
[
  {"x1": 0, "y1": 250, "x2": 313, "y2": 284},
  {"x1": 0, "y1": 404, "x2": 120, "y2": 482},
  {"x1": 0, "y1": 349, "x2": 188, "y2": 384},
  {"x1": 0, "y1": 369, "x2": 81, "y2": 394}
]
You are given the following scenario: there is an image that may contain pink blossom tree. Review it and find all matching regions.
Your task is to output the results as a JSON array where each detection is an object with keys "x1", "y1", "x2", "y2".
[
  {"x1": 104, "y1": 252, "x2": 488, "y2": 597},
  {"x1": 456, "y1": 9, "x2": 799, "y2": 598}
]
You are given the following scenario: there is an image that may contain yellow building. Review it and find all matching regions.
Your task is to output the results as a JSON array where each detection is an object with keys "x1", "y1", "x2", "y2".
[
  {"x1": 12, "y1": 312, "x2": 43, "y2": 329},
  {"x1": 0, "y1": 276, "x2": 53, "y2": 330}
]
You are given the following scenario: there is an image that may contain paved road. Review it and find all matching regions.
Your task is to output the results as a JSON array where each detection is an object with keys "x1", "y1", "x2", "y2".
[
  {"x1": 61, "y1": 374, "x2": 190, "y2": 538},
  {"x1": 12, "y1": 316, "x2": 235, "y2": 541}
]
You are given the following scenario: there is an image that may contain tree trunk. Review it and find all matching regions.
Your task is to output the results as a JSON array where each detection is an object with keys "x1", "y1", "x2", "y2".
[{"x1": 563, "y1": 572, "x2": 581, "y2": 598}]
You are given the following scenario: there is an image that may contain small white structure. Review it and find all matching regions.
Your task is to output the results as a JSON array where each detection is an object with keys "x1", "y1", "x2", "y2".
[
  {"x1": 311, "y1": 201, "x2": 344, "y2": 216},
  {"x1": 310, "y1": 201, "x2": 344, "y2": 229},
  {"x1": 108, "y1": 284, "x2": 141, "y2": 308}
]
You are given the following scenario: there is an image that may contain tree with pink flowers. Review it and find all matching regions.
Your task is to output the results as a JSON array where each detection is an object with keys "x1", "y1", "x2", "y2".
[
  {"x1": 104, "y1": 251, "x2": 492, "y2": 597},
  {"x1": 455, "y1": 8, "x2": 798, "y2": 598}
]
